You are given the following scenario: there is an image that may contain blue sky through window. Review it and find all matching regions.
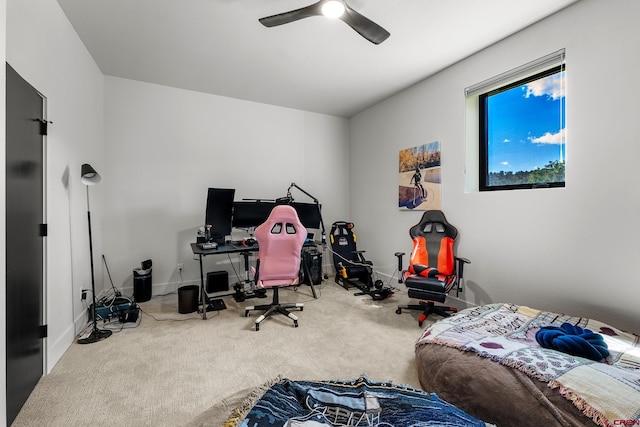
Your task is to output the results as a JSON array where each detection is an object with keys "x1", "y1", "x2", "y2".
[{"x1": 486, "y1": 70, "x2": 565, "y2": 174}]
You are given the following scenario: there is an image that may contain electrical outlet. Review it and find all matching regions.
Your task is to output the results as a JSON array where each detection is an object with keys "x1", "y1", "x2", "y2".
[
  {"x1": 80, "y1": 288, "x2": 87, "y2": 300},
  {"x1": 177, "y1": 263, "x2": 184, "y2": 272}
]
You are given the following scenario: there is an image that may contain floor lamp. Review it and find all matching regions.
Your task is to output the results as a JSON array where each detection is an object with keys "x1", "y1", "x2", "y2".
[{"x1": 77, "y1": 163, "x2": 112, "y2": 344}]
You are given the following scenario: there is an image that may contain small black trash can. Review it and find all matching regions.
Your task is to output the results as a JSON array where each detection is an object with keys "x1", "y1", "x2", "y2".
[
  {"x1": 133, "y1": 267, "x2": 152, "y2": 302},
  {"x1": 178, "y1": 285, "x2": 199, "y2": 314}
]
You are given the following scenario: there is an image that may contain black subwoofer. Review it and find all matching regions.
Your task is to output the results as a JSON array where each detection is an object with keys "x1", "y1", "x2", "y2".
[{"x1": 206, "y1": 271, "x2": 229, "y2": 293}]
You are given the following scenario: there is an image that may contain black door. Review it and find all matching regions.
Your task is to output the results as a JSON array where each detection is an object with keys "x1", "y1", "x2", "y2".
[{"x1": 5, "y1": 62, "x2": 45, "y2": 425}]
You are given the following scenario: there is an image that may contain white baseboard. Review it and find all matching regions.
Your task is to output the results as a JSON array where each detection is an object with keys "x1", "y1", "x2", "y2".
[
  {"x1": 47, "y1": 322, "x2": 78, "y2": 374},
  {"x1": 151, "y1": 280, "x2": 200, "y2": 297}
]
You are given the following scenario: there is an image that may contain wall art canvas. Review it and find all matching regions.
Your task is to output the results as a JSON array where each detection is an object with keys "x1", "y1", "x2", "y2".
[{"x1": 398, "y1": 141, "x2": 442, "y2": 210}]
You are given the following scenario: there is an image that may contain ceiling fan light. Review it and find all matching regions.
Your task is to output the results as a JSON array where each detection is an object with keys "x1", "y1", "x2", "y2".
[{"x1": 322, "y1": 1, "x2": 345, "y2": 19}]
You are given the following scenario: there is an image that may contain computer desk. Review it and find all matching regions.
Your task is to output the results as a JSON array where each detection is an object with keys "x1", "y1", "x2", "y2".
[{"x1": 190, "y1": 242, "x2": 318, "y2": 320}]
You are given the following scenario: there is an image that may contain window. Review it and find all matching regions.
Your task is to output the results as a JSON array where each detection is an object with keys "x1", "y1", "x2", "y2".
[{"x1": 465, "y1": 50, "x2": 565, "y2": 192}]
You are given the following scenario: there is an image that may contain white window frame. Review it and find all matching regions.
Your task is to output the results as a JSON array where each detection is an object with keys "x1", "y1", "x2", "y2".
[{"x1": 464, "y1": 49, "x2": 566, "y2": 192}]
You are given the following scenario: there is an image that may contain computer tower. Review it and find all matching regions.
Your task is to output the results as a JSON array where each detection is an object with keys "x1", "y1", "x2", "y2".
[{"x1": 302, "y1": 248, "x2": 322, "y2": 285}]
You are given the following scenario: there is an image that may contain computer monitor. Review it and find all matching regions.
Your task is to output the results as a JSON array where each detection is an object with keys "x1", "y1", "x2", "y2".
[
  {"x1": 232, "y1": 200, "x2": 322, "y2": 230},
  {"x1": 232, "y1": 201, "x2": 275, "y2": 229},
  {"x1": 205, "y1": 188, "x2": 235, "y2": 244},
  {"x1": 289, "y1": 202, "x2": 322, "y2": 229}
]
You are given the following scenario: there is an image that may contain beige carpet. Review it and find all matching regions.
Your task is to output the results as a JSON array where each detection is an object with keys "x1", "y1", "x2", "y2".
[{"x1": 12, "y1": 279, "x2": 436, "y2": 426}]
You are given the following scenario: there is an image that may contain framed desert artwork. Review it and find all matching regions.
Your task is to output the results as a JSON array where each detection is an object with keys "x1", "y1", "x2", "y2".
[{"x1": 398, "y1": 141, "x2": 442, "y2": 210}]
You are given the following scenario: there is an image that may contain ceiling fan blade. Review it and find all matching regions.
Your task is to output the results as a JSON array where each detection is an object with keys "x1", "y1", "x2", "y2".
[
  {"x1": 340, "y1": 4, "x2": 390, "y2": 44},
  {"x1": 259, "y1": 1, "x2": 323, "y2": 27}
]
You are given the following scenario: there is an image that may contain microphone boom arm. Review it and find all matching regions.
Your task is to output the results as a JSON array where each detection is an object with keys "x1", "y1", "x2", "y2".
[{"x1": 287, "y1": 182, "x2": 326, "y2": 245}]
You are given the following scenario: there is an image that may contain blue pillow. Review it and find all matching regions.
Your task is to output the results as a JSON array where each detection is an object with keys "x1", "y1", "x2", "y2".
[{"x1": 535, "y1": 322, "x2": 609, "y2": 361}]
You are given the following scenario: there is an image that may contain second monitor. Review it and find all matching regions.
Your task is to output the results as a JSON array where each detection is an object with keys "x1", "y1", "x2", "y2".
[{"x1": 232, "y1": 200, "x2": 322, "y2": 230}]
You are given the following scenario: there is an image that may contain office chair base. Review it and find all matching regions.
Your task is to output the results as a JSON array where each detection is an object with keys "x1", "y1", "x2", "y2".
[
  {"x1": 245, "y1": 302, "x2": 303, "y2": 331},
  {"x1": 396, "y1": 302, "x2": 457, "y2": 327}
]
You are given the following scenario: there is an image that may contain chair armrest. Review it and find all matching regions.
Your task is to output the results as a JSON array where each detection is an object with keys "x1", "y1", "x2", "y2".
[
  {"x1": 453, "y1": 257, "x2": 470, "y2": 295},
  {"x1": 351, "y1": 250, "x2": 373, "y2": 265},
  {"x1": 454, "y1": 257, "x2": 470, "y2": 277},
  {"x1": 394, "y1": 252, "x2": 405, "y2": 283}
]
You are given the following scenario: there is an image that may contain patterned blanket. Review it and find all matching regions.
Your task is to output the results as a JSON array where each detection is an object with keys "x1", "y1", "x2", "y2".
[
  {"x1": 416, "y1": 303, "x2": 640, "y2": 427},
  {"x1": 228, "y1": 376, "x2": 493, "y2": 426}
]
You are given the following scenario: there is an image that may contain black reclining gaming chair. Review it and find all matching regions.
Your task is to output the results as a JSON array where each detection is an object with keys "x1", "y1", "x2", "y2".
[
  {"x1": 330, "y1": 221, "x2": 393, "y2": 300},
  {"x1": 395, "y1": 210, "x2": 470, "y2": 326}
]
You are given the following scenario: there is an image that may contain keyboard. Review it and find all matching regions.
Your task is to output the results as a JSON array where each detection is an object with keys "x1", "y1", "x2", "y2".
[{"x1": 199, "y1": 242, "x2": 218, "y2": 250}]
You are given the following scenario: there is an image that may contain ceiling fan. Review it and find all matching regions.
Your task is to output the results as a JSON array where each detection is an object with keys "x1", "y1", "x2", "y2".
[{"x1": 259, "y1": 0, "x2": 390, "y2": 45}]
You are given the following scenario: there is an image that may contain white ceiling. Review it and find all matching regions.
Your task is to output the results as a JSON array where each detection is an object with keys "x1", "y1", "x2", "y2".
[{"x1": 56, "y1": 0, "x2": 579, "y2": 118}]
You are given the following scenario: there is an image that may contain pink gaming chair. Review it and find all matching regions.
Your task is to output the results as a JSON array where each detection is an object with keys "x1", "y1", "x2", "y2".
[{"x1": 244, "y1": 205, "x2": 307, "y2": 331}]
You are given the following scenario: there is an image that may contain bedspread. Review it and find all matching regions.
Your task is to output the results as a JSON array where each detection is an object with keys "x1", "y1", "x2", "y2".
[{"x1": 416, "y1": 303, "x2": 640, "y2": 427}]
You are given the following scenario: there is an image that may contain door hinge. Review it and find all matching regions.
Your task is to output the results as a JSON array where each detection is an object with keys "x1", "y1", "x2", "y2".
[
  {"x1": 39, "y1": 223, "x2": 48, "y2": 237},
  {"x1": 37, "y1": 119, "x2": 52, "y2": 135},
  {"x1": 40, "y1": 325, "x2": 48, "y2": 338}
]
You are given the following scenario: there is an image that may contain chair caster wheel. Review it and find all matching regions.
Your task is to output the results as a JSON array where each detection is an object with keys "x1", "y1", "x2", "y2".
[
  {"x1": 255, "y1": 324, "x2": 260, "y2": 331},
  {"x1": 300, "y1": 307, "x2": 304, "y2": 312},
  {"x1": 294, "y1": 321, "x2": 298, "y2": 328},
  {"x1": 418, "y1": 314, "x2": 427, "y2": 327},
  {"x1": 396, "y1": 308, "x2": 402, "y2": 315},
  {"x1": 244, "y1": 311, "x2": 249, "y2": 317}
]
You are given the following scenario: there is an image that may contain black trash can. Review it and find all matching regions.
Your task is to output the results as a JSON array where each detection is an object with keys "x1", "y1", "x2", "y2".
[
  {"x1": 133, "y1": 267, "x2": 152, "y2": 302},
  {"x1": 178, "y1": 285, "x2": 199, "y2": 314}
]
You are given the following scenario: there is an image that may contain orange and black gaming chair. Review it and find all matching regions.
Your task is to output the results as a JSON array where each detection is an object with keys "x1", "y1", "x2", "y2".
[{"x1": 395, "y1": 210, "x2": 470, "y2": 326}]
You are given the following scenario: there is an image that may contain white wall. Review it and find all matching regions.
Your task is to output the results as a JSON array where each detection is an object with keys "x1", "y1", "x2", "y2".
[
  {"x1": 4, "y1": 0, "x2": 349, "y2": 389},
  {"x1": 3, "y1": 1, "x2": 349, "y2": 419},
  {"x1": 102, "y1": 77, "x2": 350, "y2": 296},
  {"x1": 350, "y1": 0, "x2": 640, "y2": 334},
  {"x1": 6, "y1": 0, "x2": 104, "y2": 369}
]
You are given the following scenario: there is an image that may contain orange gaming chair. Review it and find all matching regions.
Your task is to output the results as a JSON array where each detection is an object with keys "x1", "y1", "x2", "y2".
[{"x1": 395, "y1": 210, "x2": 470, "y2": 326}]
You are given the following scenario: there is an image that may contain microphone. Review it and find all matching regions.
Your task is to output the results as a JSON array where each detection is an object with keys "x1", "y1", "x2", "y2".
[
  {"x1": 275, "y1": 197, "x2": 292, "y2": 204},
  {"x1": 275, "y1": 190, "x2": 293, "y2": 205}
]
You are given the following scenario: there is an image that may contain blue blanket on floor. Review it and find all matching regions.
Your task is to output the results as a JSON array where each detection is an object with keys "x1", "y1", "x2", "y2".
[{"x1": 239, "y1": 376, "x2": 489, "y2": 426}]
